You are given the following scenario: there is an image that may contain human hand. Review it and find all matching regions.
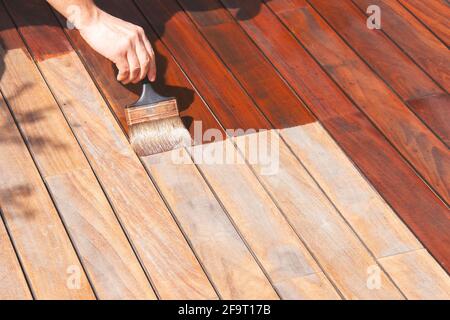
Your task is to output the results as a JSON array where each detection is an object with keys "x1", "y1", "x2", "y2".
[{"x1": 78, "y1": 9, "x2": 156, "y2": 84}]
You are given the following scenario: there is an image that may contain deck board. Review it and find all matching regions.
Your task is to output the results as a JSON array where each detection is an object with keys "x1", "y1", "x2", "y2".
[
  {"x1": 0, "y1": 73, "x2": 94, "y2": 299},
  {"x1": 218, "y1": 0, "x2": 450, "y2": 272},
  {"x1": 266, "y1": 0, "x2": 450, "y2": 205},
  {"x1": 0, "y1": 203, "x2": 32, "y2": 300},
  {"x1": 0, "y1": 0, "x2": 448, "y2": 299},
  {"x1": 399, "y1": 0, "x2": 450, "y2": 47},
  {"x1": 352, "y1": 0, "x2": 450, "y2": 93},
  {"x1": 309, "y1": 0, "x2": 449, "y2": 145},
  {"x1": 4, "y1": 0, "x2": 217, "y2": 300}
]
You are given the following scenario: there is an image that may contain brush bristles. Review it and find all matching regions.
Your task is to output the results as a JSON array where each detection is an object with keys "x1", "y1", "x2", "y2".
[{"x1": 129, "y1": 116, "x2": 192, "y2": 157}]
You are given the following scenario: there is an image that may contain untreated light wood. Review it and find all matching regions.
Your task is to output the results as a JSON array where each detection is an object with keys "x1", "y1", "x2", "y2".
[
  {"x1": 191, "y1": 139, "x2": 342, "y2": 300},
  {"x1": 399, "y1": 0, "x2": 450, "y2": 47},
  {"x1": 352, "y1": 0, "x2": 450, "y2": 93},
  {"x1": 235, "y1": 132, "x2": 403, "y2": 299},
  {"x1": 0, "y1": 211, "x2": 32, "y2": 300},
  {"x1": 142, "y1": 149, "x2": 278, "y2": 299},
  {"x1": 379, "y1": 249, "x2": 450, "y2": 300},
  {"x1": 281, "y1": 124, "x2": 423, "y2": 259},
  {"x1": 5, "y1": 0, "x2": 217, "y2": 299},
  {"x1": 0, "y1": 83, "x2": 94, "y2": 300},
  {"x1": 45, "y1": 169, "x2": 157, "y2": 300}
]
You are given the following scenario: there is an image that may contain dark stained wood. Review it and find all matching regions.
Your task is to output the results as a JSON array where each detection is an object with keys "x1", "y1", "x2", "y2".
[
  {"x1": 176, "y1": 0, "x2": 316, "y2": 129},
  {"x1": 352, "y1": 0, "x2": 450, "y2": 92},
  {"x1": 407, "y1": 94, "x2": 450, "y2": 146},
  {"x1": 265, "y1": 0, "x2": 450, "y2": 204},
  {"x1": 399, "y1": 0, "x2": 450, "y2": 47},
  {"x1": 308, "y1": 0, "x2": 449, "y2": 145},
  {"x1": 219, "y1": 0, "x2": 450, "y2": 271},
  {"x1": 56, "y1": 0, "x2": 224, "y2": 142},
  {"x1": 134, "y1": 0, "x2": 272, "y2": 132}
]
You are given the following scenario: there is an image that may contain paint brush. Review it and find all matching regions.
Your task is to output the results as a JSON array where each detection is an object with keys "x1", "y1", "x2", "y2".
[{"x1": 126, "y1": 79, "x2": 192, "y2": 157}]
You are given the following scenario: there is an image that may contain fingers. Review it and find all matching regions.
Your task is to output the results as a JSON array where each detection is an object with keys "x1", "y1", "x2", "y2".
[
  {"x1": 115, "y1": 55, "x2": 130, "y2": 83},
  {"x1": 115, "y1": 29, "x2": 156, "y2": 84}
]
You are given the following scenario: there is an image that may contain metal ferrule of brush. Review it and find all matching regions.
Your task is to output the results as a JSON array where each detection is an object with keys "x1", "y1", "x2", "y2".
[{"x1": 125, "y1": 79, "x2": 179, "y2": 126}]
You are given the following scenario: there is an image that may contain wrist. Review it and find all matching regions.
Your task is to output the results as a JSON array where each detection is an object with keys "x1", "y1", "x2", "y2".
[{"x1": 67, "y1": 4, "x2": 102, "y2": 30}]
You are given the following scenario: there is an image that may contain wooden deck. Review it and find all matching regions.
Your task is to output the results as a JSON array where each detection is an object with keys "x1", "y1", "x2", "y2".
[{"x1": 0, "y1": 0, "x2": 449, "y2": 300}]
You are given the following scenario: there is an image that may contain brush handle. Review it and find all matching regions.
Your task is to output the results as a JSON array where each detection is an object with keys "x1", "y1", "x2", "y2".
[{"x1": 133, "y1": 78, "x2": 173, "y2": 107}]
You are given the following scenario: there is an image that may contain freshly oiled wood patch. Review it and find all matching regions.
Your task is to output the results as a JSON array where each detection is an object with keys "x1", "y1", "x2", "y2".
[
  {"x1": 268, "y1": 0, "x2": 450, "y2": 205},
  {"x1": 0, "y1": 215, "x2": 31, "y2": 300},
  {"x1": 142, "y1": 149, "x2": 278, "y2": 300},
  {"x1": 407, "y1": 94, "x2": 450, "y2": 146},
  {"x1": 309, "y1": 0, "x2": 448, "y2": 144},
  {"x1": 352, "y1": 0, "x2": 450, "y2": 92},
  {"x1": 379, "y1": 249, "x2": 450, "y2": 300},
  {"x1": 0, "y1": 93, "x2": 94, "y2": 300},
  {"x1": 399, "y1": 0, "x2": 450, "y2": 47},
  {"x1": 234, "y1": 132, "x2": 403, "y2": 299},
  {"x1": 190, "y1": 139, "x2": 340, "y2": 300},
  {"x1": 45, "y1": 169, "x2": 157, "y2": 300},
  {"x1": 222, "y1": 0, "x2": 450, "y2": 271},
  {"x1": 281, "y1": 123, "x2": 422, "y2": 259}
]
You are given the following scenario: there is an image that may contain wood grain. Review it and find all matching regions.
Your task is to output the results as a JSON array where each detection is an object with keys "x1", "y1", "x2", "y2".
[
  {"x1": 134, "y1": 0, "x2": 271, "y2": 131},
  {"x1": 5, "y1": 0, "x2": 217, "y2": 299},
  {"x1": 178, "y1": 0, "x2": 315, "y2": 130},
  {"x1": 191, "y1": 139, "x2": 340, "y2": 299},
  {"x1": 220, "y1": 0, "x2": 450, "y2": 272},
  {"x1": 45, "y1": 169, "x2": 157, "y2": 300},
  {"x1": 268, "y1": 0, "x2": 450, "y2": 204},
  {"x1": 60, "y1": 0, "x2": 223, "y2": 141},
  {"x1": 308, "y1": 0, "x2": 449, "y2": 145},
  {"x1": 142, "y1": 149, "x2": 278, "y2": 299},
  {"x1": 379, "y1": 249, "x2": 450, "y2": 300},
  {"x1": 399, "y1": 0, "x2": 450, "y2": 47},
  {"x1": 0, "y1": 211, "x2": 32, "y2": 300},
  {"x1": 281, "y1": 124, "x2": 423, "y2": 259},
  {"x1": 352, "y1": 0, "x2": 450, "y2": 93},
  {"x1": 235, "y1": 132, "x2": 403, "y2": 299},
  {"x1": 0, "y1": 84, "x2": 94, "y2": 300},
  {"x1": 407, "y1": 94, "x2": 450, "y2": 146}
]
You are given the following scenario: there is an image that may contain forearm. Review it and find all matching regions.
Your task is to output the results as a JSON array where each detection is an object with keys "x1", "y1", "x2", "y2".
[{"x1": 46, "y1": 0, "x2": 100, "y2": 28}]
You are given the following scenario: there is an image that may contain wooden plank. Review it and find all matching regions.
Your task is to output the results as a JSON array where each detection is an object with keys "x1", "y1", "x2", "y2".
[
  {"x1": 266, "y1": 0, "x2": 450, "y2": 204},
  {"x1": 5, "y1": 0, "x2": 217, "y2": 299},
  {"x1": 177, "y1": 0, "x2": 316, "y2": 130},
  {"x1": 2, "y1": 2, "x2": 157, "y2": 300},
  {"x1": 191, "y1": 139, "x2": 341, "y2": 299},
  {"x1": 281, "y1": 124, "x2": 423, "y2": 259},
  {"x1": 407, "y1": 94, "x2": 450, "y2": 146},
  {"x1": 379, "y1": 249, "x2": 450, "y2": 300},
  {"x1": 0, "y1": 88, "x2": 94, "y2": 300},
  {"x1": 352, "y1": 0, "x2": 450, "y2": 92},
  {"x1": 235, "y1": 133, "x2": 403, "y2": 299},
  {"x1": 0, "y1": 213, "x2": 32, "y2": 300},
  {"x1": 59, "y1": 0, "x2": 222, "y2": 139},
  {"x1": 142, "y1": 150, "x2": 278, "y2": 299},
  {"x1": 175, "y1": 0, "x2": 422, "y2": 259},
  {"x1": 45, "y1": 169, "x2": 157, "y2": 300},
  {"x1": 220, "y1": 0, "x2": 450, "y2": 272},
  {"x1": 399, "y1": 0, "x2": 450, "y2": 47},
  {"x1": 134, "y1": 0, "x2": 271, "y2": 131},
  {"x1": 308, "y1": 0, "x2": 449, "y2": 145}
]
